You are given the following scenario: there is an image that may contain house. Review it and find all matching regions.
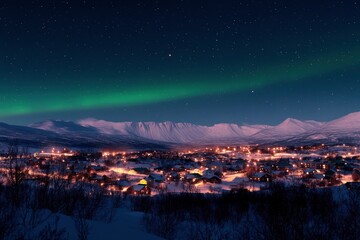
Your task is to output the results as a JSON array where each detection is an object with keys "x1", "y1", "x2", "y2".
[
  {"x1": 126, "y1": 184, "x2": 151, "y2": 195},
  {"x1": 311, "y1": 173, "x2": 325, "y2": 182},
  {"x1": 299, "y1": 159, "x2": 313, "y2": 169},
  {"x1": 272, "y1": 170, "x2": 286, "y2": 179},
  {"x1": 116, "y1": 180, "x2": 131, "y2": 191},
  {"x1": 250, "y1": 172, "x2": 272, "y2": 182},
  {"x1": 246, "y1": 162, "x2": 258, "y2": 172},
  {"x1": 185, "y1": 173, "x2": 203, "y2": 184},
  {"x1": 171, "y1": 165, "x2": 185, "y2": 172},
  {"x1": 166, "y1": 172, "x2": 180, "y2": 182},
  {"x1": 324, "y1": 170, "x2": 337, "y2": 180},
  {"x1": 323, "y1": 170, "x2": 341, "y2": 186},
  {"x1": 87, "y1": 165, "x2": 108, "y2": 174},
  {"x1": 293, "y1": 169, "x2": 304, "y2": 177},
  {"x1": 202, "y1": 169, "x2": 222, "y2": 178},
  {"x1": 147, "y1": 173, "x2": 165, "y2": 183},
  {"x1": 89, "y1": 173, "x2": 103, "y2": 183},
  {"x1": 209, "y1": 161, "x2": 223, "y2": 172},
  {"x1": 258, "y1": 165, "x2": 272, "y2": 173},
  {"x1": 303, "y1": 168, "x2": 316, "y2": 177},
  {"x1": 277, "y1": 159, "x2": 292, "y2": 172},
  {"x1": 132, "y1": 167, "x2": 150, "y2": 175},
  {"x1": 203, "y1": 175, "x2": 222, "y2": 184},
  {"x1": 226, "y1": 159, "x2": 246, "y2": 172},
  {"x1": 335, "y1": 160, "x2": 347, "y2": 170},
  {"x1": 319, "y1": 161, "x2": 332, "y2": 170}
]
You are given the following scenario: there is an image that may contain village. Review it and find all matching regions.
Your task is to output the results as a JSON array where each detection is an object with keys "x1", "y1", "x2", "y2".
[{"x1": 0, "y1": 143, "x2": 360, "y2": 196}]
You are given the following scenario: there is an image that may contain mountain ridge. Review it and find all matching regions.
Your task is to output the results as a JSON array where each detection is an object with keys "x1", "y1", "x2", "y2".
[{"x1": 0, "y1": 112, "x2": 359, "y2": 148}]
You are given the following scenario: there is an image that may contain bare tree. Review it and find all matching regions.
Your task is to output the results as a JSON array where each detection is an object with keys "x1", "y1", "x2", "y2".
[
  {"x1": 7, "y1": 140, "x2": 29, "y2": 206},
  {"x1": 38, "y1": 216, "x2": 68, "y2": 240},
  {"x1": 73, "y1": 209, "x2": 90, "y2": 240}
]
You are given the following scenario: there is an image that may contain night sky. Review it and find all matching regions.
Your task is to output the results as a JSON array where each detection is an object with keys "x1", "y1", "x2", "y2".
[{"x1": 1, "y1": 0, "x2": 360, "y2": 126}]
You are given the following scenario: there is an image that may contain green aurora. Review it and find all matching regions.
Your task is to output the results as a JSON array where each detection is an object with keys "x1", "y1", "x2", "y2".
[{"x1": 1, "y1": 48, "x2": 359, "y2": 118}]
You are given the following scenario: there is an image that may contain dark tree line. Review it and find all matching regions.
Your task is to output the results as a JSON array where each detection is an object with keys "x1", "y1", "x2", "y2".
[{"x1": 137, "y1": 183, "x2": 360, "y2": 240}]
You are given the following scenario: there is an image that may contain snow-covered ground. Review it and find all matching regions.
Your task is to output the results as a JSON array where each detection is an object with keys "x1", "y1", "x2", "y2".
[{"x1": 57, "y1": 208, "x2": 163, "y2": 240}]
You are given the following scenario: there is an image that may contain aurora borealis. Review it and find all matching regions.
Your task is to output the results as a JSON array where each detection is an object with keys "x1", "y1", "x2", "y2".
[{"x1": 1, "y1": 1, "x2": 360, "y2": 125}]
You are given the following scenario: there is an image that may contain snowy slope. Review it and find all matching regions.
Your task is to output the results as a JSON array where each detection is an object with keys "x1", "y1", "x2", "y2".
[
  {"x1": 301, "y1": 112, "x2": 360, "y2": 143},
  {"x1": 251, "y1": 118, "x2": 323, "y2": 140},
  {"x1": 54, "y1": 208, "x2": 163, "y2": 240},
  {"x1": 0, "y1": 122, "x2": 63, "y2": 146},
  {"x1": 321, "y1": 112, "x2": 360, "y2": 132},
  {"x1": 30, "y1": 120, "x2": 99, "y2": 134}
]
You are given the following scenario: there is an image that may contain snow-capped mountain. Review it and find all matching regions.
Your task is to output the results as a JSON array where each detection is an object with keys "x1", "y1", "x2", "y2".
[
  {"x1": 300, "y1": 112, "x2": 360, "y2": 143},
  {"x1": 30, "y1": 120, "x2": 99, "y2": 134},
  {"x1": 251, "y1": 118, "x2": 324, "y2": 141},
  {"x1": 78, "y1": 119, "x2": 208, "y2": 143},
  {"x1": 321, "y1": 112, "x2": 360, "y2": 132},
  {"x1": 77, "y1": 119, "x2": 270, "y2": 144},
  {"x1": 0, "y1": 112, "x2": 359, "y2": 148}
]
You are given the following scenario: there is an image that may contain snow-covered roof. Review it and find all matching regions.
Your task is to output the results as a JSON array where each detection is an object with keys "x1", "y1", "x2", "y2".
[
  {"x1": 253, "y1": 172, "x2": 267, "y2": 178},
  {"x1": 149, "y1": 173, "x2": 164, "y2": 181},
  {"x1": 132, "y1": 184, "x2": 145, "y2": 191},
  {"x1": 312, "y1": 174, "x2": 325, "y2": 179},
  {"x1": 304, "y1": 168, "x2": 315, "y2": 173}
]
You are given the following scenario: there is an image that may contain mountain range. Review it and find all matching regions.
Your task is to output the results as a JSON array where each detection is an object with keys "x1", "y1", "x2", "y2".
[{"x1": 0, "y1": 112, "x2": 360, "y2": 149}]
